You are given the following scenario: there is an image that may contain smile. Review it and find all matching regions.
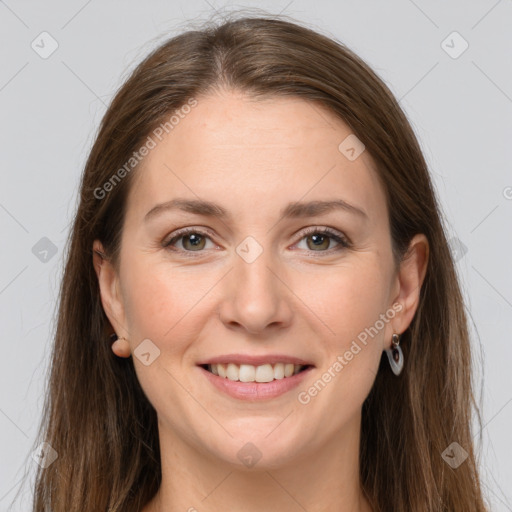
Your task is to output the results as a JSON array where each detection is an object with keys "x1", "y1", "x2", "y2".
[
  {"x1": 198, "y1": 363, "x2": 314, "y2": 400},
  {"x1": 203, "y1": 362, "x2": 311, "y2": 382}
]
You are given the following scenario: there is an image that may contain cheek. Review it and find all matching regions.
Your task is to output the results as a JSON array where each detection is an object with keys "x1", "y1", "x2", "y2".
[
  {"x1": 119, "y1": 259, "x2": 205, "y2": 414},
  {"x1": 295, "y1": 256, "x2": 389, "y2": 346},
  {"x1": 120, "y1": 257, "x2": 186, "y2": 341},
  {"x1": 120, "y1": 256, "x2": 220, "y2": 355},
  {"x1": 293, "y1": 257, "x2": 388, "y2": 402},
  {"x1": 295, "y1": 266, "x2": 386, "y2": 435}
]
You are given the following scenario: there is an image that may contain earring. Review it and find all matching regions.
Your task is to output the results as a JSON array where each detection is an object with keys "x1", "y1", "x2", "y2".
[
  {"x1": 385, "y1": 333, "x2": 404, "y2": 376},
  {"x1": 110, "y1": 334, "x2": 131, "y2": 358}
]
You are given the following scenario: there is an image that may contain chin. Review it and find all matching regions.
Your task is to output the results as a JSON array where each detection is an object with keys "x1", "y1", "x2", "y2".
[{"x1": 201, "y1": 422, "x2": 308, "y2": 471}]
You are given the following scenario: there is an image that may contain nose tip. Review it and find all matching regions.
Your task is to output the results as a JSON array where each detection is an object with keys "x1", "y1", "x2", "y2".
[{"x1": 218, "y1": 260, "x2": 294, "y2": 335}]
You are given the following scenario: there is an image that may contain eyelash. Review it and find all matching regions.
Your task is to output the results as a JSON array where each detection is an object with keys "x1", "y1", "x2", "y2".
[{"x1": 162, "y1": 226, "x2": 351, "y2": 257}]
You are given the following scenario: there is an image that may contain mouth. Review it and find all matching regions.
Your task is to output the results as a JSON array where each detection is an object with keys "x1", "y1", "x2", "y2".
[
  {"x1": 199, "y1": 362, "x2": 313, "y2": 383},
  {"x1": 198, "y1": 362, "x2": 314, "y2": 400}
]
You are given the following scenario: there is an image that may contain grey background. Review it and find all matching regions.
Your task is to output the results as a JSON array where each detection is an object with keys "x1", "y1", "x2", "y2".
[{"x1": 0, "y1": 0, "x2": 511, "y2": 510}]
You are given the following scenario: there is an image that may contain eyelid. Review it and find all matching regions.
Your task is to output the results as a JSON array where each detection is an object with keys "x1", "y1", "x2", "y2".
[
  {"x1": 297, "y1": 226, "x2": 351, "y2": 247},
  {"x1": 162, "y1": 225, "x2": 351, "y2": 255},
  {"x1": 162, "y1": 226, "x2": 219, "y2": 251}
]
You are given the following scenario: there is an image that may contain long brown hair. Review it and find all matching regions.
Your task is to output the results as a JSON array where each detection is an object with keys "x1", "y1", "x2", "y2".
[{"x1": 18, "y1": 11, "x2": 489, "y2": 512}]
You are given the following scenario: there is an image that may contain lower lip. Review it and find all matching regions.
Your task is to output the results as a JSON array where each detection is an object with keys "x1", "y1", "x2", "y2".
[{"x1": 198, "y1": 365, "x2": 314, "y2": 401}]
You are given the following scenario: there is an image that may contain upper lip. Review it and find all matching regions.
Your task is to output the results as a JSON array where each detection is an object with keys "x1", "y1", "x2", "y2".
[{"x1": 197, "y1": 354, "x2": 315, "y2": 367}]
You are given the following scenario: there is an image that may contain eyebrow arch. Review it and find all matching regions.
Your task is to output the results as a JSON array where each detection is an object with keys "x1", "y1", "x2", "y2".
[{"x1": 144, "y1": 198, "x2": 368, "y2": 222}]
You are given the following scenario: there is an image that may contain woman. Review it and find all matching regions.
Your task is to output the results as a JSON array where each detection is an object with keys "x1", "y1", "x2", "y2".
[{"x1": 28, "y1": 12, "x2": 489, "y2": 512}]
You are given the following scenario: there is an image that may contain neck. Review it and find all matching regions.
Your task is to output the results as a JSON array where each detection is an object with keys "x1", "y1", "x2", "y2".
[{"x1": 144, "y1": 411, "x2": 373, "y2": 512}]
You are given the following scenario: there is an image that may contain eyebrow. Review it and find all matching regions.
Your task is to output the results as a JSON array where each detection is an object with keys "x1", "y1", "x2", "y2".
[{"x1": 144, "y1": 198, "x2": 368, "y2": 222}]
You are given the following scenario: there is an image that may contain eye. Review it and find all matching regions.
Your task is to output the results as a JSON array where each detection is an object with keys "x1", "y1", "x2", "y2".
[
  {"x1": 162, "y1": 226, "x2": 351, "y2": 256},
  {"x1": 163, "y1": 227, "x2": 216, "y2": 253},
  {"x1": 294, "y1": 227, "x2": 351, "y2": 253}
]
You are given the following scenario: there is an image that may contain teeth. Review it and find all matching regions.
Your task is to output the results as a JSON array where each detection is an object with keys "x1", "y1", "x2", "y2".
[
  {"x1": 239, "y1": 364, "x2": 256, "y2": 382},
  {"x1": 274, "y1": 363, "x2": 285, "y2": 379},
  {"x1": 217, "y1": 363, "x2": 227, "y2": 378},
  {"x1": 208, "y1": 362, "x2": 306, "y2": 382},
  {"x1": 255, "y1": 364, "x2": 274, "y2": 382},
  {"x1": 226, "y1": 363, "x2": 239, "y2": 381}
]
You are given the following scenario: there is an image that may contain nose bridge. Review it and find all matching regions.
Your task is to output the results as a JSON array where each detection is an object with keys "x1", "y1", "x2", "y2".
[
  {"x1": 219, "y1": 235, "x2": 293, "y2": 333},
  {"x1": 235, "y1": 239, "x2": 276, "y2": 294}
]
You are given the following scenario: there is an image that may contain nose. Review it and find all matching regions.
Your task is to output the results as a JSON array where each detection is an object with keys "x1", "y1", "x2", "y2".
[{"x1": 217, "y1": 247, "x2": 294, "y2": 335}]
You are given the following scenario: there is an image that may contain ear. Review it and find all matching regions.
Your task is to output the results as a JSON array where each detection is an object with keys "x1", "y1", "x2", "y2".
[
  {"x1": 389, "y1": 233, "x2": 429, "y2": 339},
  {"x1": 93, "y1": 240, "x2": 128, "y2": 340}
]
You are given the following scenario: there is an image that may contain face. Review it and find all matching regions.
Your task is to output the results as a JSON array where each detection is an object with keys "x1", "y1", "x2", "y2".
[{"x1": 96, "y1": 89, "x2": 420, "y2": 469}]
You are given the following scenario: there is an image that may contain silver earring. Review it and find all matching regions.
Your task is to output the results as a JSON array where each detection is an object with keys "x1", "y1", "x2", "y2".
[{"x1": 385, "y1": 333, "x2": 404, "y2": 376}]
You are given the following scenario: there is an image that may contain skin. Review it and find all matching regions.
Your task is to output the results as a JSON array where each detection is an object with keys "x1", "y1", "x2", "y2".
[{"x1": 93, "y1": 89, "x2": 428, "y2": 512}]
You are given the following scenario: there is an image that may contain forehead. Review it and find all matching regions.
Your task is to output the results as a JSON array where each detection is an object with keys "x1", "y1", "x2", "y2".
[{"x1": 127, "y1": 90, "x2": 386, "y2": 223}]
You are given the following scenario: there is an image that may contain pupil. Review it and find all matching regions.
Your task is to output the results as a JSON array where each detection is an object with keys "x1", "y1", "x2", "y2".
[
  {"x1": 189, "y1": 234, "x2": 201, "y2": 246},
  {"x1": 308, "y1": 233, "x2": 330, "y2": 251}
]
